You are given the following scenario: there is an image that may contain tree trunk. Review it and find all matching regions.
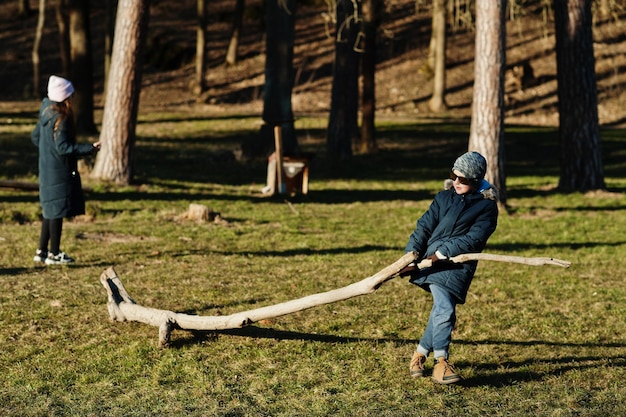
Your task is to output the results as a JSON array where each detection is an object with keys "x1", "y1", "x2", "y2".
[
  {"x1": 553, "y1": 0, "x2": 605, "y2": 191},
  {"x1": 69, "y1": 0, "x2": 97, "y2": 135},
  {"x1": 18, "y1": 0, "x2": 32, "y2": 17},
  {"x1": 358, "y1": 0, "x2": 379, "y2": 154},
  {"x1": 103, "y1": 0, "x2": 116, "y2": 96},
  {"x1": 193, "y1": 0, "x2": 206, "y2": 95},
  {"x1": 469, "y1": 0, "x2": 507, "y2": 208},
  {"x1": 54, "y1": 0, "x2": 71, "y2": 77},
  {"x1": 225, "y1": 0, "x2": 245, "y2": 66},
  {"x1": 32, "y1": 0, "x2": 46, "y2": 97},
  {"x1": 428, "y1": 0, "x2": 448, "y2": 112},
  {"x1": 92, "y1": 0, "x2": 150, "y2": 184},
  {"x1": 262, "y1": 0, "x2": 297, "y2": 155},
  {"x1": 327, "y1": 0, "x2": 360, "y2": 159}
]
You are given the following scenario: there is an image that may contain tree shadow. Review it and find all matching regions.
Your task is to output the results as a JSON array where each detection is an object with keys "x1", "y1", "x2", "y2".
[
  {"x1": 169, "y1": 325, "x2": 416, "y2": 349},
  {"x1": 487, "y1": 240, "x2": 626, "y2": 252},
  {"x1": 455, "y1": 338, "x2": 626, "y2": 387},
  {"x1": 168, "y1": 327, "x2": 626, "y2": 387},
  {"x1": 168, "y1": 244, "x2": 398, "y2": 259},
  {"x1": 0, "y1": 266, "x2": 35, "y2": 276}
]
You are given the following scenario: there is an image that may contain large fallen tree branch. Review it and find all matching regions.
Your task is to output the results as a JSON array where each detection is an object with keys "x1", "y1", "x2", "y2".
[{"x1": 99, "y1": 251, "x2": 570, "y2": 347}]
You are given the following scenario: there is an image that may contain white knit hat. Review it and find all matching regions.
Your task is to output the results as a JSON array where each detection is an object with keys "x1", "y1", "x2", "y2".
[{"x1": 47, "y1": 75, "x2": 74, "y2": 102}]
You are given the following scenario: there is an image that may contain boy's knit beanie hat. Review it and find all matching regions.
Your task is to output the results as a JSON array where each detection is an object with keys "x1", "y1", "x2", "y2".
[
  {"x1": 453, "y1": 151, "x2": 487, "y2": 180},
  {"x1": 47, "y1": 75, "x2": 74, "y2": 103}
]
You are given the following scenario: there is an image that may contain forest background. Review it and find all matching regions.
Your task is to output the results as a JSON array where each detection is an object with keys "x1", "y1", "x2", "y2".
[
  {"x1": 2, "y1": 0, "x2": 625, "y2": 131},
  {"x1": 1, "y1": 0, "x2": 626, "y2": 416}
]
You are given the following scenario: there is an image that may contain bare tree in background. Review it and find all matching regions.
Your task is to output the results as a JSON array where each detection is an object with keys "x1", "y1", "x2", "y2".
[
  {"x1": 194, "y1": 0, "x2": 207, "y2": 95},
  {"x1": 327, "y1": 0, "x2": 360, "y2": 159},
  {"x1": 50, "y1": 0, "x2": 96, "y2": 134},
  {"x1": 103, "y1": 0, "x2": 116, "y2": 93},
  {"x1": 19, "y1": 0, "x2": 32, "y2": 17},
  {"x1": 428, "y1": 0, "x2": 448, "y2": 112},
  {"x1": 92, "y1": 0, "x2": 150, "y2": 184},
  {"x1": 68, "y1": 0, "x2": 97, "y2": 134},
  {"x1": 553, "y1": 0, "x2": 605, "y2": 191},
  {"x1": 469, "y1": 0, "x2": 507, "y2": 208},
  {"x1": 225, "y1": 0, "x2": 245, "y2": 66},
  {"x1": 32, "y1": 0, "x2": 46, "y2": 96},
  {"x1": 358, "y1": 0, "x2": 381, "y2": 154},
  {"x1": 54, "y1": 0, "x2": 71, "y2": 77},
  {"x1": 262, "y1": 0, "x2": 298, "y2": 154}
]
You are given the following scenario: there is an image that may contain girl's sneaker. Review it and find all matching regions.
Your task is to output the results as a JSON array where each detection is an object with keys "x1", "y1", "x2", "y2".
[
  {"x1": 45, "y1": 251, "x2": 75, "y2": 265},
  {"x1": 33, "y1": 249, "x2": 48, "y2": 263}
]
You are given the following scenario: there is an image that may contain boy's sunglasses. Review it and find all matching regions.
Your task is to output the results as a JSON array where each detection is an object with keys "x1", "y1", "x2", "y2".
[{"x1": 450, "y1": 172, "x2": 471, "y2": 185}]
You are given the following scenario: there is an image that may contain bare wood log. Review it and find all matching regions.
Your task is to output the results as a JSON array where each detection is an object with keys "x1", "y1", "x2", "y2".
[
  {"x1": 448, "y1": 253, "x2": 571, "y2": 268},
  {"x1": 100, "y1": 252, "x2": 419, "y2": 347}
]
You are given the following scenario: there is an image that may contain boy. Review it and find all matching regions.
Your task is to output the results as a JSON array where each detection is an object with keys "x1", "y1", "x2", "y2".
[{"x1": 403, "y1": 151, "x2": 498, "y2": 384}]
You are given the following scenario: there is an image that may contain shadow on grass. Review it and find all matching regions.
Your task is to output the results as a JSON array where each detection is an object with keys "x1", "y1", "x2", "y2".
[
  {"x1": 0, "y1": 267, "x2": 33, "y2": 276},
  {"x1": 4, "y1": 122, "x2": 624, "y2": 204},
  {"x1": 173, "y1": 326, "x2": 417, "y2": 348},
  {"x1": 456, "y1": 342, "x2": 626, "y2": 388},
  {"x1": 176, "y1": 326, "x2": 626, "y2": 351},
  {"x1": 3, "y1": 186, "x2": 626, "y2": 207},
  {"x1": 170, "y1": 327, "x2": 626, "y2": 387},
  {"x1": 168, "y1": 244, "x2": 399, "y2": 259},
  {"x1": 86, "y1": 239, "x2": 617, "y2": 262},
  {"x1": 459, "y1": 354, "x2": 626, "y2": 388},
  {"x1": 84, "y1": 188, "x2": 437, "y2": 205},
  {"x1": 487, "y1": 241, "x2": 626, "y2": 251}
]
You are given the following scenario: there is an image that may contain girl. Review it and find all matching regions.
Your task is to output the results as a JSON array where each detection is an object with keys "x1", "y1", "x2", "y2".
[{"x1": 32, "y1": 75, "x2": 101, "y2": 265}]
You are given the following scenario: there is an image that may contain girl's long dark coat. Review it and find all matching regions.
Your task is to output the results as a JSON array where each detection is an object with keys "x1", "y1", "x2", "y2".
[{"x1": 32, "y1": 98, "x2": 95, "y2": 219}]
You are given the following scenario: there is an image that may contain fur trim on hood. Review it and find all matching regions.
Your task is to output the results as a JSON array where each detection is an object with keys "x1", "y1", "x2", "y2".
[{"x1": 444, "y1": 178, "x2": 498, "y2": 201}]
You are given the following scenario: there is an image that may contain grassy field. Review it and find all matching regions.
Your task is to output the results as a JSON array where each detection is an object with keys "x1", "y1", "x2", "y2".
[{"x1": 1, "y1": 111, "x2": 625, "y2": 416}]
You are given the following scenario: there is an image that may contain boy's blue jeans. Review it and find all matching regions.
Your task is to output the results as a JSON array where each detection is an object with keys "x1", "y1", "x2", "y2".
[{"x1": 416, "y1": 284, "x2": 457, "y2": 359}]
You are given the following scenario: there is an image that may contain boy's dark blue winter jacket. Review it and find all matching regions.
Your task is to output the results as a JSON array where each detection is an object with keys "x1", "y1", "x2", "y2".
[{"x1": 404, "y1": 181, "x2": 498, "y2": 303}]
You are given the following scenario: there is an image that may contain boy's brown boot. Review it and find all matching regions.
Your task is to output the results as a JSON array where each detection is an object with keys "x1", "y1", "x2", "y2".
[
  {"x1": 409, "y1": 351, "x2": 427, "y2": 377},
  {"x1": 432, "y1": 357, "x2": 461, "y2": 384}
]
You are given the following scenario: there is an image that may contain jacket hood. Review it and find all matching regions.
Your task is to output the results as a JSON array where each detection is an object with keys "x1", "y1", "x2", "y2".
[
  {"x1": 38, "y1": 98, "x2": 57, "y2": 126},
  {"x1": 443, "y1": 178, "x2": 498, "y2": 201}
]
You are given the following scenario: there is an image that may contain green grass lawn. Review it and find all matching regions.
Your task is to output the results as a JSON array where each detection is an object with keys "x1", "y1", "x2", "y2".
[{"x1": 1, "y1": 113, "x2": 625, "y2": 416}]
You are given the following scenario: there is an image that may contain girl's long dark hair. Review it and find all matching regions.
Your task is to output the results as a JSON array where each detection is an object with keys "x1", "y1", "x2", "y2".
[{"x1": 52, "y1": 99, "x2": 75, "y2": 140}]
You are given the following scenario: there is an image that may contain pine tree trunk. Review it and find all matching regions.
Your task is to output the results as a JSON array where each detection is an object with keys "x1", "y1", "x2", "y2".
[
  {"x1": 103, "y1": 0, "x2": 116, "y2": 94},
  {"x1": 469, "y1": 0, "x2": 507, "y2": 207},
  {"x1": 428, "y1": 0, "x2": 448, "y2": 112},
  {"x1": 69, "y1": 0, "x2": 97, "y2": 134},
  {"x1": 92, "y1": 0, "x2": 150, "y2": 184},
  {"x1": 327, "y1": 0, "x2": 360, "y2": 159},
  {"x1": 194, "y1": 0, "x2": 207, "y2": 95},
  {"x1": 225, "y1": 0, "x2": 245, "y2": 66},
  {"x1": 262, "y1": 0, "x2": 297, "y2": 155},
  {"x1": 32, "y1": 0, "x2": 46, "y2": 96},
  {"x1": 358, "y1": 0, "x2": 379, "y2": 154},
  {"x1": 18, "y1": 0, "x2": 32, "y2": 17},
  {"x1": 554, "y1": 0, "x2": 605, "y2": 191},
  {"x1": 54, "y1": 0, "x2": 71, "y2": 77}
]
